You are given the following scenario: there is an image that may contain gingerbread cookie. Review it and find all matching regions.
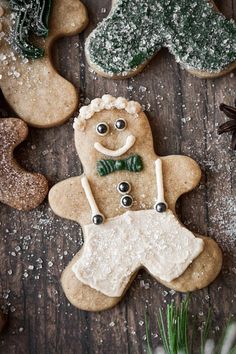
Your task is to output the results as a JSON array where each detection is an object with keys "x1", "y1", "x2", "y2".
[
  {"x1": 0, "y1": 0, "x2": 88, "y2": 128},
  {"x1": 0, "y1": 118, "x2": 48, "y2": 210},
  {"x1": 49, "y1": 95, "x2": 222, "y2": 312},
  {"x1": 85, "y1": 0, "x2": 236, "y2": 79}
]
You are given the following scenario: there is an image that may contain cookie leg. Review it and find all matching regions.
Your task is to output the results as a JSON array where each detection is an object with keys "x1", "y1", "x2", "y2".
[
  {"x1": 153, "y1": 236, "x2": 222, "y2": 292},
  {"x1": 50, "y1": 0, "x2": 88, "y2": 36},
  {"x1": 61, "y1": 251, "x2": 121, "y2": 312},
  {"x1": 167, "y1": 3, "x2": 236, "y2": 76},
  {"x1": 86, "y1": 1, "x2": 164, "y2": 78},
  {"x1": 0, "y1": 0, "x2": 88, "y2": 128}
]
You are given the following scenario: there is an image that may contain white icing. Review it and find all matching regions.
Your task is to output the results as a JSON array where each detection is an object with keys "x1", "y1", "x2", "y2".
[
  {"x1": 81, "y1": 176, "x2": 104, "y2": 221},
  {"x1": 102, "y1": 94, "x2": 116, "y2": 109},
  {"x1": 72, "y1": 209, "x2": 204, "y2": 297},
  {"x1": 155, "y1": 158, "x2": 167, "y2": 206},
  {"x1": 90, "y1": 98, "x2": 105, "y2": 112},
  {"x1": 114, "y1": 97, "x2": 127, "y2": 110},
  {"x1": 126, "y1": 101, "x2": 142, "y2": 114},
  {"x1": 94, "y1": 135, "x2": 136, "y2": 157},
  {"x1": 73, "y1": 96, "x2": 142, "y2": 131}
]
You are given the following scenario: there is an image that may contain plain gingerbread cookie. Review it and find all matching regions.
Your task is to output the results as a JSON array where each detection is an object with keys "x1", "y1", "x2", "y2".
[
  {"x1": 0, "y1": 118, "x2": 48, "y2": 210},
  {"x1": 85, "y1": 0, "x2": 236, "y2": 79},
  {"x1": 49, "y1": 95, "x2": 222, "y2": 312},
  {"x1": 0, "y1": 0, "x2": 88, "y2": 128}
]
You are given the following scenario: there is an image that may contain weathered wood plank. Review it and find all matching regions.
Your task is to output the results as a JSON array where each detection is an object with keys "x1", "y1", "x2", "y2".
[{"x1": 0, "y1": 0, "x2": 236, "y2": 353}]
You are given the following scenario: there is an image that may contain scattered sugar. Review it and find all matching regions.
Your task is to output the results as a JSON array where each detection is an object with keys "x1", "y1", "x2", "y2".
[{"x1": 0, "y1": 2, "x2": 236, "y2": 352}]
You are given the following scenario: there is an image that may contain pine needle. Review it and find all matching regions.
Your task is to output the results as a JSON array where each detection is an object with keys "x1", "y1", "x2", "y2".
[
  {"x1": 157, "y1": 297, "x2": 190, "y2": 354},
  {"x1": 145, "y1": 312, "x2": 153, "y2": 354},
  {"x1": 216, "y1": 322, "x2": 236, "y2": 354},
  {"x1": 158, "y1": 307, "x2": 170, "y2": 353},
  {"x1": 144, "y1": 297, "x2": 236, "y2": 354},
  {"x1": 201, "y1": 308, "x2": 213, "y2": 354}
]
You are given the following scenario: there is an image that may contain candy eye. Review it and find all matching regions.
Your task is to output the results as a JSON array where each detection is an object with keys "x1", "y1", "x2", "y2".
[
  {"x1": 115, "y1": 118, "x2": 127, "y2": 131},
  {"x1": 96, "y1": 122, "x2": 109, "y2": 136}
]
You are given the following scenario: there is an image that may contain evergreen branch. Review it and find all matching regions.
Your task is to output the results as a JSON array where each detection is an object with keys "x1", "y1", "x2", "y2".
[
  {"x1": 145, "y1": 297, "x2": 236, "y2": 354},
  {"x1": 157, "y1": 297, "x2": 190, "y2": 354}
]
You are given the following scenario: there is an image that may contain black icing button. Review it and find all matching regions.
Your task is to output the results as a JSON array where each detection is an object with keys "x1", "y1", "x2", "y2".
[
  {"x1": 96, "y1": 122, "x2": 109, "y2": 136},
  {"x1": 117, "y1": 181, "x2": 131, "y2": 194},
  {"x1": 155, "y1": 202, "x2": 167, "y2": 213},
  {"x1": 92, "y1": 214, "x2": 104, "y2": 225},
  {"x1": 121, "y1": 195, "x2": 133, "y2": 208},
  {"x1": 115, "y1": 118, "x2": 127, "y2": 131}
]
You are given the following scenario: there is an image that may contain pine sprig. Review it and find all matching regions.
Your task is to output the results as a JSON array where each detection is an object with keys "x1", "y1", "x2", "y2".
[
  {"x1": 156, "y1": 297, "x2": 190, "y2": 354},
  {"x1": 200, "y1": 308, "x2": 212, "y2": 354},
  {"x1": 145, "y1": 297, "x2": 236, "y2": 354},
  {"x1": 145, "y1": 313, "x2": 153, "y2": 354}
]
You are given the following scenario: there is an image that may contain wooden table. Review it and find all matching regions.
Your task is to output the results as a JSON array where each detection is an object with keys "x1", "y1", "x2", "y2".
[{"x1": 0, "y1": 0, "x2": 236, "y2": 353}]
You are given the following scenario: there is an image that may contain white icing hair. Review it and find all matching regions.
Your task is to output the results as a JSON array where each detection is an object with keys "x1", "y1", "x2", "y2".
[{"x1": 73, "y1": 95, "x2": 142, "y2": 131}]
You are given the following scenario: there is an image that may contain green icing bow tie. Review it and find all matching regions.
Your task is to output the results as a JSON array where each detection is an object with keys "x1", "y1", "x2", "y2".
[{"x1": 97, "y1": 154, "x2": 143, "y2": 176}]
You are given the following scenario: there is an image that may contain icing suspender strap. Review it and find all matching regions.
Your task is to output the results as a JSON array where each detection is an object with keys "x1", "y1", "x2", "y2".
[
  {"x1": 81, "y1": 176, "x2": 104, "y2": 224},
  {"x1": 155, "y1": 158, "x2": 168, "y2": 212}
]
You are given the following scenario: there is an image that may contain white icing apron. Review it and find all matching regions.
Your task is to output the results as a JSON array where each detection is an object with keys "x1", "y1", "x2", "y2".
[{"x1": 72, "y1": 209, "x2": 204, "y2": 297}]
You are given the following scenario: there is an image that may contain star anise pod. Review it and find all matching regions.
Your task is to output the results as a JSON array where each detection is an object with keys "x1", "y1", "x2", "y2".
[{"x1": 219, "y1": 100, "x2": 236, "y2": 150}]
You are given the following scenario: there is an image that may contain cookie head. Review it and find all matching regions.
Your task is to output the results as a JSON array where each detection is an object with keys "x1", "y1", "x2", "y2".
[{"x1": 74, "y1": 96, "x2": 154, "y2": 170}]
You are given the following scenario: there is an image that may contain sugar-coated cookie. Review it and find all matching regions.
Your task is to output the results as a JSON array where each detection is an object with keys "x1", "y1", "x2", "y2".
[
  {"x1": 0, "y1": 118, "x2": 48, "y2": 210},
  {"x1": 85, "y1": 0, "x2": 236, "y2": 79},
  {"x1": 49, "y1": 96, "x2": 222, "y2": 311},
  {"x1": 0, "y1": 0, "x2": 88, "y2": 128}
]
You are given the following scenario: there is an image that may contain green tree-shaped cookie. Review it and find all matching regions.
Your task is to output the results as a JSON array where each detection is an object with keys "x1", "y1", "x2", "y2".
[
  {"x1": 86, "y1": 0, "x2": 236, "y2": 78},
  {"x1": 9, "y1": 0, "x2": 52, "y2": 58}
]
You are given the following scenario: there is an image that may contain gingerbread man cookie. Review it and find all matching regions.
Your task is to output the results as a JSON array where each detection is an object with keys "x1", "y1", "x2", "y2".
[
  {"x1": 0, "y1": 0, "x2": 88, "y2": 128},
  {"x1": 49, "y1": 96, "x2": 222, "y2": 311},
  {"x1": 86, "y1": 0, "x2": 236, "y2": 79},
  {"x1": 0, "y1": 118, "x2": 48, "y2": 210}
]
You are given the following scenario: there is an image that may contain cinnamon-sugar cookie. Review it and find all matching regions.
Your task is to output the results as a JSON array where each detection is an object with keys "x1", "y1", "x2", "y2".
[{"x1": 0, "y1": 118, "x2": 48, "y2": 210}]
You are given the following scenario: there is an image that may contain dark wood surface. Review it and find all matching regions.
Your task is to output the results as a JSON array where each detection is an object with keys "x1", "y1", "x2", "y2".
[{"x1": 0, "y1": 1, "x2": 236, "y2": 353}]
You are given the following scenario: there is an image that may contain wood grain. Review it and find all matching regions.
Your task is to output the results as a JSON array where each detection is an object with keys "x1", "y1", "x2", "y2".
[{"x1": 0, "y1": 0, "x2": 236, "y2": 353}]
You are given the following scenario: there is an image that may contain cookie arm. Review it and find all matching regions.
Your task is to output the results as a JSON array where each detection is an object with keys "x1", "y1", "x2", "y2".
[
  {"x1": 161, "y1": 155, "x2": 202, "y2": 211},
  {"x1": 48, "y1": 176, "x2": 91, "y2": 225},
  {"x1": 49, "y1": 0, "x2": 88, "y2": 37}
]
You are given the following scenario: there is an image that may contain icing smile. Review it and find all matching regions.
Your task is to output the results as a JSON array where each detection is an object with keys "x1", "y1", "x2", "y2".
[{"x1": 94, "y1": 135, "x2": 136, "y2": 157}]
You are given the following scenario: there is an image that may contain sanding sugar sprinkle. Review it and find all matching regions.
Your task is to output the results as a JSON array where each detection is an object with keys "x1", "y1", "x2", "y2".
[{"x1": 88, "y1": 0, "x2": 236, "y2": 75}]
